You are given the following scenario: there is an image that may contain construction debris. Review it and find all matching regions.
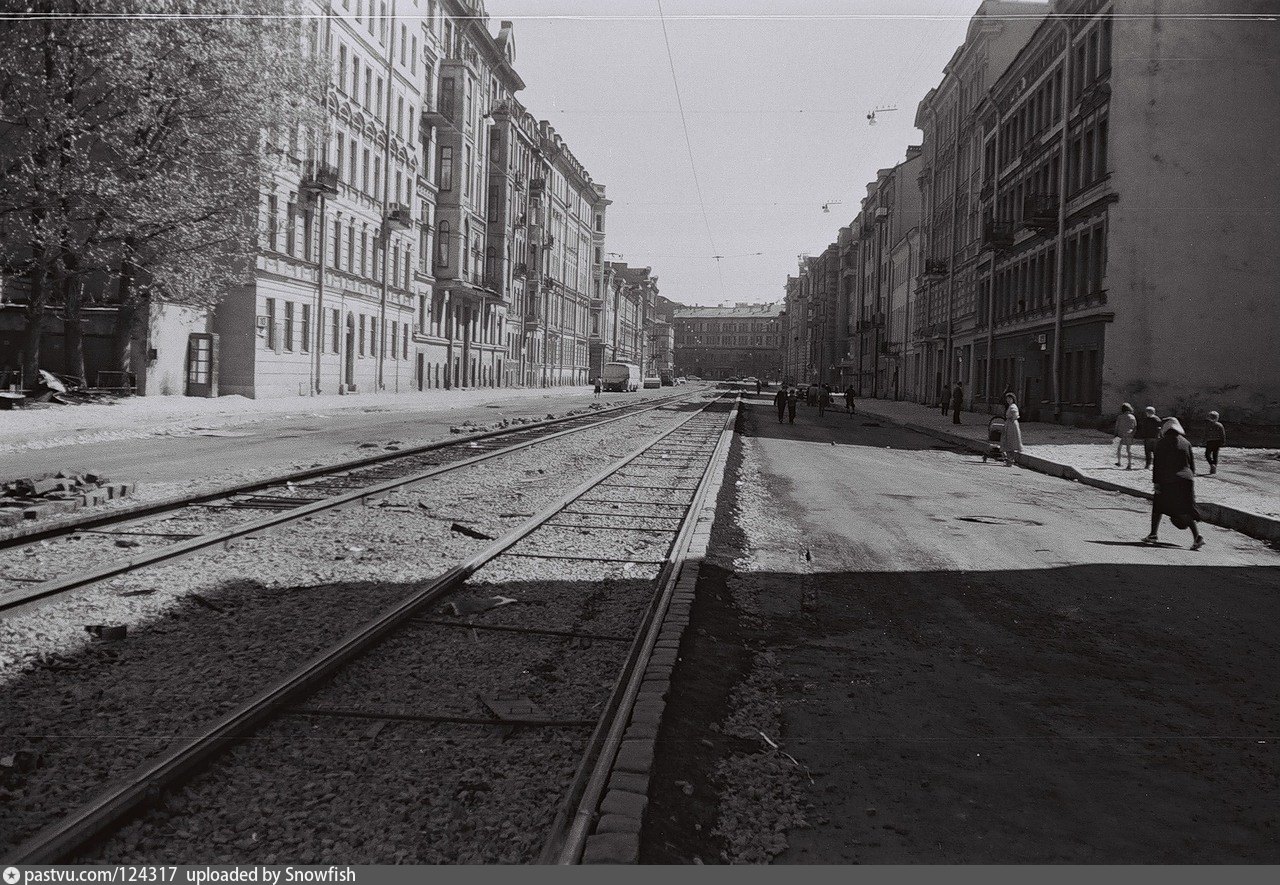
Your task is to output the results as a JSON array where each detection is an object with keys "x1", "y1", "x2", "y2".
[{"x1": 0, "y1": 471, "x2": 136, "y2": 526}]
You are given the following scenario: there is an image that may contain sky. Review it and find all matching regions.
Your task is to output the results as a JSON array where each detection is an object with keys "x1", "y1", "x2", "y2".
[{"x1": 489, "y1": 0, "x2": 987, "y2": 307}]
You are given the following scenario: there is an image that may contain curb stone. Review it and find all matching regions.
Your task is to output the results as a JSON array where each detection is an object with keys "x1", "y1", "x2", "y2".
[{"x1": 579, "y1": 397, "x2": 740, "y2": 862}]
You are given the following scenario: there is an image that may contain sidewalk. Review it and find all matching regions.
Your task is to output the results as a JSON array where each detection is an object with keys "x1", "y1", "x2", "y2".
[
  {"x1": 0, "y1": 385, "x2": 594, "y2": 454},
  {"x1": 850, "y1": 398, "x2": 1280, "y2": 541}
]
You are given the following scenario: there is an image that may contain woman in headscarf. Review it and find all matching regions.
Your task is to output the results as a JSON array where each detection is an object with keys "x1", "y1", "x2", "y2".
[
  {"x1": 1000, "y1": 392, "x2": 1023, "y2": 467},
  {"x1": 1143, "y1": 417, "x2": 1205, "y2": 549}
]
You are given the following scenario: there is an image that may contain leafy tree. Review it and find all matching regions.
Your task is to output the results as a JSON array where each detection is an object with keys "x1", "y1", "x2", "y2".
[{"x1": 0, "y1": 0, "x2": 325, "y2": 386}]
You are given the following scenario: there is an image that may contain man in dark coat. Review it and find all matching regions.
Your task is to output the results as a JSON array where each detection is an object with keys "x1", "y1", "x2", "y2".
[
  {"x1": 1144, "y1": 417, "x2": 1205, "y2": 549},
  {"x1": 786, "y1": 387, "x2": 798, "y2": 424},
  {"x1": 1135, "y1": 405, "x2": 1162, "y2": 469},
  {"x1": 774, "y1": 387, "x2": 787, "y2": 424},
  {"x1": 817, "y1": 384, "x2": 831, "y2": 416},
  {"x1": 950, "y1": 382, "x2": 965, "y2": 424},
  {"x1": 844, "y1": 385, "x2": 856, "y2": 416}
]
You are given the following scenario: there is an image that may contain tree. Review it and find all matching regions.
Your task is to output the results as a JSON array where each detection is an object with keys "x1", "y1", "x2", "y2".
[{"x1": 0, "y1": 0, "x2": 324, "y2": 387}]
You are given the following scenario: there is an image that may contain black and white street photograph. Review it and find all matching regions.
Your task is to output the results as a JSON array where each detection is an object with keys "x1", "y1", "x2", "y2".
[{"x1": 1, "y1": 0, "x2": 1278, "y2": 870}]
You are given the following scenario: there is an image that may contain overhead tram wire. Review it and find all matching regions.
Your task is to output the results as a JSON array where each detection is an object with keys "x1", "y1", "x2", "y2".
[{"x1": 655, "y1": 0, "x2": 725, "y2": 300}]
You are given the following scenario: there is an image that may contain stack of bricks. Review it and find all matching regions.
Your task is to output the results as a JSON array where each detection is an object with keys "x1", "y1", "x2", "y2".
[{"x1": 0, "y1": 472, "x2": 135, "y2": 526}]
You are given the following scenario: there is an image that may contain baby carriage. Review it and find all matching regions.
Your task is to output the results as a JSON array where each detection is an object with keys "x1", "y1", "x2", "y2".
[{"x1": 982, "y1": 416, "x2": 1006, "y2": 462}]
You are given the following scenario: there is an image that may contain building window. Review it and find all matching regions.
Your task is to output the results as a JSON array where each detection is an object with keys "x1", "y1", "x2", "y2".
[
  {"x1": 331, "y1": 308, "x2": 340, "y2": 354},
  {"x1": 283, "y1": 301, "x2": 295, "y2": 351},
  {"x1": 437, "y1": 220, "x2": 450, "y2": 266},
  {"x1": 358, "y1": 314, "x2": 366, "y2": 356},
  {"x1": 403, "y1": 322, "x2": 409, "y2": 360},
  {"x1": 390, "y1": 319, "x2": 398, "y2": 359},
  {"x1": 265, "y1": 194, "x2": 278, "y2": 251},
  {"x1": 302, "y1": 208, "x2": 313, "y2": 262},
  {"x1": 362, "y1": 147, "x2": 371, "y2": 193},
  {"x1": 438, "y1": 146, "x2": 453, "y2": 191},
  {"x1": 369, "y1": 316, "x2": 378, "y2": 356},
  {"x1": 301, "y1": 304, "x2": 311, "y2": 353},
  {"x1": 347, "y1": 220, "x2": 355, "y2": 271},
  {"x1": 361, "y1": 227, "x2": 369, "y2": 277}
]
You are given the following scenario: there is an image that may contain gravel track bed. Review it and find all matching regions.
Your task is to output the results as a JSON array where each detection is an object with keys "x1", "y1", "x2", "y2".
[
  {"x1": 312, "y1": 626, "x2": 627, "y2": 721},
  {"x1": 0, "y1": 400, "x2": 710, "y2": 856},
  {"x1": 508, "y1": 524, "x2": 679, "y2": 563},
  {"x1": 87, "y1": 718, "x2": 585, "y2": 863}
]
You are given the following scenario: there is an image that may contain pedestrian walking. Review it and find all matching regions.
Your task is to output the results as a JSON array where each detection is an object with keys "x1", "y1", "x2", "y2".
[
  {"x1": 950, "y1": 383, "x2": 965, "y2": 424},
  {"x1": 593, "y1": 377, "x2": 602, "y2": 399},
  {"x1": 817, "y1": 384, "x2": 831, "y2": 416},
  {"x1": 1000, "y1": 392, "x2": 1023, "y2": 467},
  {"x1": 844, "y1": 385, "x2": 856, "y2": 416},
  {"x1": 1113, "y1": 402, "x2": 1137, "y2": 469},
  {"x1": 787, "y1": 386, "x2": 798, "y2": 424},
  {"x1": 1136, "y1": 405, "x2": 1162, "y2": 469},
  {"x1": 774, "y1": 387, "x2": 787, "y2": 424},
  {"x1": 1143, "y1": 417, "x2": 1205, "y2": 549},
  {"x1": 1204, "y1": 410, "x2": 1226, "y2": 474}
]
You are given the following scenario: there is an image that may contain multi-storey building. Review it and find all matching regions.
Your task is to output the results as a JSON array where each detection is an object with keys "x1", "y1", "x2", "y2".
[
  {"x1": 215, "y1": 0, "x2": 429, "y2": 397},
  {"x1": 847, "y1": 147, "x2": 923, "y2": 399},
  {"x1": 936, "y1": 0, "x2": 1280, "y2": 424},
  {"x1": 601, "y1": 262, "x2": 658, "y2": 374},
  {"x1": 910, "y1": 0, "x2": 1048, "y2": 409},
  {"x1": 781, "y1": 272, "x2": 806, "y2": 384},
  {"x1": 673, "y1": 303, "x2": 783, "y2": 381}
]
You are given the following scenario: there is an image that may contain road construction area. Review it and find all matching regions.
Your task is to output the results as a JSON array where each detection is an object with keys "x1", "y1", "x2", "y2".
[{"x1": 645, "y1": 393, "x2": 1279, "y2": 863}]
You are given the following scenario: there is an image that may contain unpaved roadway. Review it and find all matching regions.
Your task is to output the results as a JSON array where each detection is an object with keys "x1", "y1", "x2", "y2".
[{"x1": 646, "y1": 394, "x2": 1279, "y2": 863}]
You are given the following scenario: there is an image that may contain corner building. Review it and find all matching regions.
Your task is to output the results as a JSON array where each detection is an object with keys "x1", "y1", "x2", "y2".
[{"x1": 934, "y1": 0, "x2": 1280, "y2": 423}]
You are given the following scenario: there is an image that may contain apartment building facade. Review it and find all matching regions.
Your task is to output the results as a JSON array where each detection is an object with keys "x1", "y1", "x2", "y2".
[{"x1": 673, "y1": 303, "x2": 783, "y2": 381}]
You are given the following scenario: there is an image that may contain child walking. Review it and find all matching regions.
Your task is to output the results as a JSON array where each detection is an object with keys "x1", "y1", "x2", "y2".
[
  {"x1": 1204, "y1": 410, "x2": 1226, "y2": 474},
  {"x1": 1114, "y1": 403, "x2": 1137, "y2": 469}
]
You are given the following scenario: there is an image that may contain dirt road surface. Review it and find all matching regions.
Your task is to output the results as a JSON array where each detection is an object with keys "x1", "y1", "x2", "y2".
[{"x1": 645, "y1": 395, "x2": 1279, "y2": 863}]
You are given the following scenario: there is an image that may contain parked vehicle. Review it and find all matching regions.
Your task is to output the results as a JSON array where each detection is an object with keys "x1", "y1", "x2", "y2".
[
  {"x1": 643, "y1": 376, "x2": 661, "y2": 389},
  {"x1": 602, "y1": 361, "x2": 642, "y2": 392},
  {"x1": 659, "y1": 369, "x2": 675, "y2": 386}
]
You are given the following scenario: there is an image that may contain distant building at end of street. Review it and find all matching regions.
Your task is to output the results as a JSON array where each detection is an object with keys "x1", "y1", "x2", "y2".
[{"x1": 673, "y1": 303, "x2": 783, "y2": 381}]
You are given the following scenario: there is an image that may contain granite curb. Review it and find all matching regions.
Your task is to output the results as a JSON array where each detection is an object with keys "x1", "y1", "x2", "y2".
[
  {"x1": 858, "y1": 406, "x2": 1280, "y2": 546},
  {"x1": 580, "y1": 399, "x2": 740, "y2": 863}
]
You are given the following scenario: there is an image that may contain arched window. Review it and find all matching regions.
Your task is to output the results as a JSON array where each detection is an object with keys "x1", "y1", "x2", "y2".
[{"x1": 436, "y1": 220, "x2": 450, "y2": 266}]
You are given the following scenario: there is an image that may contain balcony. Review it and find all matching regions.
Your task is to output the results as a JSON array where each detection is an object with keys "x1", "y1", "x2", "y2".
[
  {"x1": 1022, "y1": 194, "x2": 1058, "y2": 234},
  {"x1": 923, "y1": 258, "x2": 948, "y2": 278},
  {"x1": 980, "y1": 217, "x2": 1015, "y2": 253},
  {"x1": 1077, "y1": 80, "x2": 1112, "y2": 115},
  {"x1": 421, "y1": 98, "x2": 452, "y2": 128},
  {"x1": 513, "y1": 262, "x2": 528, "y2": 278},
  {"x1": 385, "y1": 204, "x2": 412, "y2": 230},
  {"x1": 301, "y1": 162, "x2": 339, "y2": 197},
  {"x1": 529, "y1": 177, "x2": 547, "y2": 197}
]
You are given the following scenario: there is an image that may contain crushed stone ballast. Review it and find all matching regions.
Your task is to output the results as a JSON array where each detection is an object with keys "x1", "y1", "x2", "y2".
[{"x1": 4, "y1": 395, "x2": 739, "y2": 865}]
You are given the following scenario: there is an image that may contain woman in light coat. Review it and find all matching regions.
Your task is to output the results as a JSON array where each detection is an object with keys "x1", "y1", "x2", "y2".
[
  {"x1": 1114, "y1": 402, "x2": 1137, "y2": 469},
  {"x1": 1000, "y1": 392, "x2": 1023, "y2": 466}
]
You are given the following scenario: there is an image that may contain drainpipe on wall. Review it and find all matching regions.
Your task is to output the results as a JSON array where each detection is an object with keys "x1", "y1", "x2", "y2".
[
  {"x1": 984, "y1": 100, "x2": 1004, "y2": 411},
  {"x1": 377, "y1": 5, "x2": 398, "y2": 391},
  {"x1": 944, "y1": 113, "x2": 964, "y2": 398},
  {"x1": 1051, "y1": 21, "x2": 1074, "y2": 421}
]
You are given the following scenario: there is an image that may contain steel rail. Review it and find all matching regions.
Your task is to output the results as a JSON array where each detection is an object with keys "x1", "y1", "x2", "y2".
[
  {"x1": 2, "y1": 395, "x2": 730, "y2": 864},
  {"x1": 0, "y1": 390, "x2": 697, "y2": 552},
  {"x1": 0, "y1": 392, "x2": 705, "y2": 615},
  {"x1": 537, "y1": 396, "x2": 742, "y2": 865}
]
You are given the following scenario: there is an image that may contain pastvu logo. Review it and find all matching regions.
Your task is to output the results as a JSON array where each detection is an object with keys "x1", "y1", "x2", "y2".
[{"x1": 3, "y1": 866, "x2": 20, "y2": 885}]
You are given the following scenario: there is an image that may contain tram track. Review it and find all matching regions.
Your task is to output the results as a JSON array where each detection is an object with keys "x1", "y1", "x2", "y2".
[
  {"x1": 0, "y1": 390, "x2": 700, "y2": 612},
  {"x1": 2, "y1": 393, "x2": 739, "y2": 864}
]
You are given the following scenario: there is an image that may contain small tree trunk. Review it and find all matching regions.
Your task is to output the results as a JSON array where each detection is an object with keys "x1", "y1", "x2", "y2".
[
  {"x1": 62, "y1": 263, "x2": 87, "y2": 383},
  {"x1": 20, "y1": 268, "x2": 47, "y2": 389},
  {"x1": 112, "y1": 241, "x2": 140, "y2": 384}
]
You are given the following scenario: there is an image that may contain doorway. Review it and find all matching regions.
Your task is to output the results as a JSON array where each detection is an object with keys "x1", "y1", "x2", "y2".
[{"x1": 344, "y1": 314, "x2": 356, "y2": 391}]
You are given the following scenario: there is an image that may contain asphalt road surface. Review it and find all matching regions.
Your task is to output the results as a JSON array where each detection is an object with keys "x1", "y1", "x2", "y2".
[
  {"x1": 651, "y1": 395, "x2": 1279, "y2": 863},
  {"x1": 1, "y1": 387, "x2": 675, "y2": 487}
]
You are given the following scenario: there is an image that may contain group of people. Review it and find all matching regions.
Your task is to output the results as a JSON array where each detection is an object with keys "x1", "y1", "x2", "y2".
[
  {"x1": 772, "y1": 383, "x2": 858, "y2": 424},
  {"x1": 1113, "y1": 404, "x2": 1226, "y2": 474}
]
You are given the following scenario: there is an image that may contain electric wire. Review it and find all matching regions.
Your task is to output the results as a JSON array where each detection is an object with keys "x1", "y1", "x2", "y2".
[{"x1": 655, "y1": 0, "x2": 725, "y2": 299}]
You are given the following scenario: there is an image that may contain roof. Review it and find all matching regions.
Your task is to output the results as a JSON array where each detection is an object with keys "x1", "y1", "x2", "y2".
[{"x1": 673, "y1": 303, "x2": 783, "y2": 319}]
